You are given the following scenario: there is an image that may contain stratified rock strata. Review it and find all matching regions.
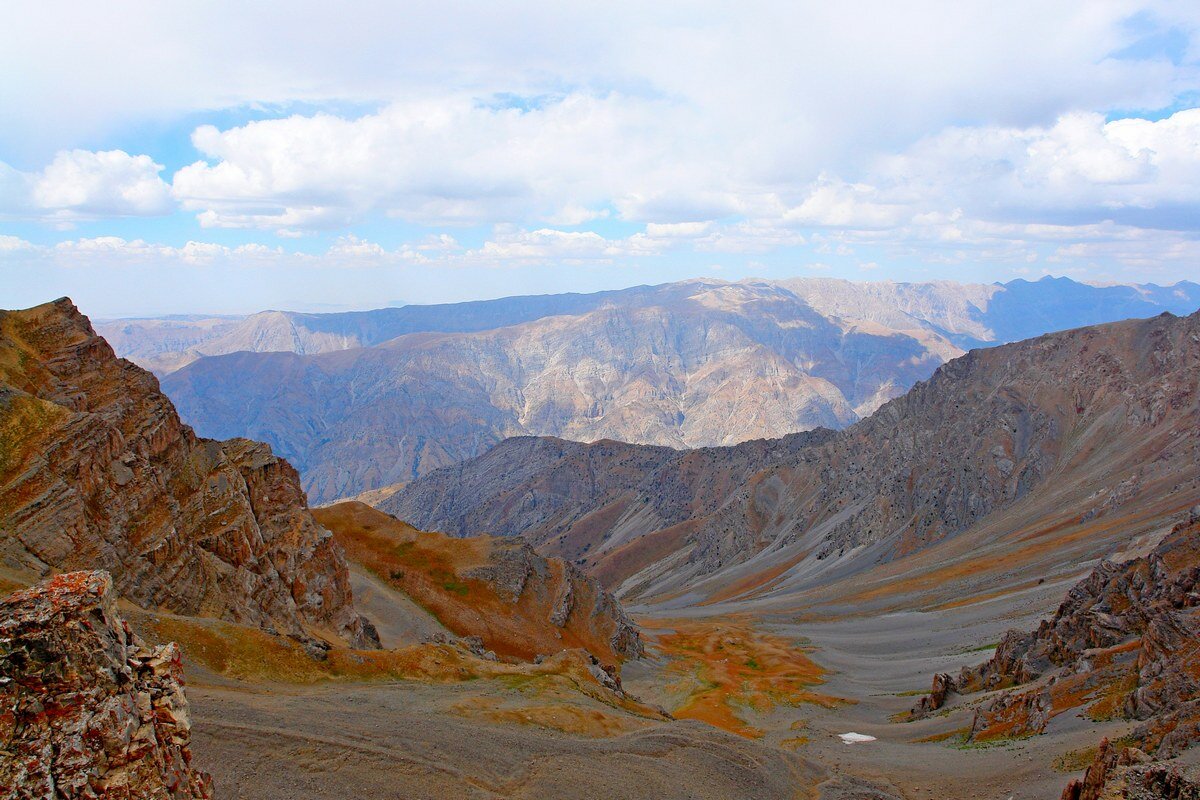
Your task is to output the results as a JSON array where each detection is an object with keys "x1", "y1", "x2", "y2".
[
  {"x1": 0, "y1": 571, "x2": 213, "y2": 799},
  {"x1": 0, "y1": 298, "x2": 375, "y2": 649},
  {"x1": 393, "y1": 310, "x2": 1200, "y2": 602},
  {"x1": 160, "y1": 276, "x2": 1199, "y2": 503}
]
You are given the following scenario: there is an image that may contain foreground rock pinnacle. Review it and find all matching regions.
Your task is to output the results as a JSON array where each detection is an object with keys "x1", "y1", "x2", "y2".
[{"x1": 0, "y1": 571, "x2": 213, "y2": 799}]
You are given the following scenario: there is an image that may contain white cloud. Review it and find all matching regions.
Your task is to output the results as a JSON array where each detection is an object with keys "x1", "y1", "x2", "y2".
[
  {"x1": 0, "y1": 150, "x2": 172, "y2": 221},
  {"x1": 643, "y1": 222, "x2": 713, "y2": 239},
  {"x1": 170, "y1": 94, "x2": 719, "y2": 230},
  {"x1": 0, "y1": 234, "x2": 36, "y2": 252},
  {"x1": 327, "y1": 235, "x2": 386, "y2": 259},
  {"x1": 0, "y1": 228, "x2": 655, "y2": 270},
  {"x1": 783, "y1": 178, "x2": 909, "y2": 229},
  {"x1": 470, "y1": 227, "x2": 660, "y2": 263},
  {"x1": 2, "y1": 236, "x2": 283, "y2": 267},
  {"x1": 3, "y1": 3, "x2": 1200, "y2": 285},
  {"x1": 3, "y1": 2, "x2": 1170, "y2": 238},
  {"x1": 872, "y1": 108, "x2": 1200, "y2": 216}
]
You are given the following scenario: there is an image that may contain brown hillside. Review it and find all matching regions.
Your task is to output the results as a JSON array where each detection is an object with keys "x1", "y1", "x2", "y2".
[{"x1": 313, "y1": 501, "x2": 642, "y2": 665}]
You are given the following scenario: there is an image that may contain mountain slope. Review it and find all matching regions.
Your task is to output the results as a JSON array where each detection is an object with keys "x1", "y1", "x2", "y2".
[
  {"x1": 388, "y1": 310, "x2": 1200, "y2": 606},
  {"x1": 0, "y1": 298, "x2": 375, "y2": 649},
  {"x1": 314, "y1": 501, "x2": 642, "y2": 664},
  {"x1": 160, "y1": 277, "x2": 1198, "y2": 503}
]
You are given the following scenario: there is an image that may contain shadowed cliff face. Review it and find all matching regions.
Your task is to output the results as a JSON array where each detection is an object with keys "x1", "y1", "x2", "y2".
[
  {"x1": 390, "y1": 311, "x2": 1200, "y2": 605},
  {"x1": 0, "y1": 298, "x2": 375, "y2": 649}
]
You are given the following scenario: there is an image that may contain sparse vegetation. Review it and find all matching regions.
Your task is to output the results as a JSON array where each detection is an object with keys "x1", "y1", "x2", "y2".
[{"x1": 650, "y1": 618, "x2": 843, "y2": 738}]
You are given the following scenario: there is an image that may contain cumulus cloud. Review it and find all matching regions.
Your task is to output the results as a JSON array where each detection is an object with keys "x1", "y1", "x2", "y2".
[
  {"x1": 45, "y1": 236, "x2": 280, "y2": 264},
  {"x1": 1, "y1": 224, "x2": 685, "y2": 271},
  {"x1": 870, "y1": 108, "x2": 1200, "y2": 219},
  {"x1": 0, "y1": 150, "x2": 172, "y2": 221},
  {"x1": 4, "y1": 2, "x2": 1200, "y2": 285},
  {"x1": 469, "y1": 226, "x2": 666, "y2": 262},
  {"x1": 170, "y1": 94, "x2": 717, "y2": 231},
  {"x1": 735, "y1": 107, "x2": 1200, "y2": 269}
]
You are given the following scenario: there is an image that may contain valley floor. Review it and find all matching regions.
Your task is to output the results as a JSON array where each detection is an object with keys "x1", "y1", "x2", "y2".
[
  {"x1": 622, "y1": 579, "x2": 1155, "y2": 799},
  {"x1": 181, "y1": 585, "x2": 1131, "y2": 800},
  {"x1": 188, "y1": 679, "x2": 820, "y2": 800}
]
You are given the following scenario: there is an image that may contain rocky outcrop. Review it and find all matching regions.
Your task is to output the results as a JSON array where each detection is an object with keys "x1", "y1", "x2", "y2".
[
  {"x1": 0, "y1": 571, "x2": 213, "y2": 799},
  {"x1": 394, "y1": 310, "x2": 1200, "y2": 602},
  {"x1": 1061, "y1": 739, "x2": 1200, "y2": 800},
  {"x1": 962, "y1": 508, "x2": 1200, "y2": 739},
  {"x1": 910, "y1": 672, "x2": 956, "y2": 718},
  {"x1": 0, "y1": 298, "x2": 376, "y2": 650},
  {"x1": 313, "y1": 502, "x2": 642, "y2": 664},
  {"x1": 912, "y1": 508, "x2": 1200, "y2": 795}
]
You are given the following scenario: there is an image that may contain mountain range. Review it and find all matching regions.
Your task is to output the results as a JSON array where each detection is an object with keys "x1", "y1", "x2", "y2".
[
  {"x1": 388, "y1": 307, "x2": 1200, "y2": 608},
  {"x1": 0, "y1": 297, "x2": 824, "y2": 798},
  {"x1": 102, "y1": 276, "x2": 1199, "y2": 503},
  {"x1": 5, "y1": 290, "x2": 1200, "y2": 798}
]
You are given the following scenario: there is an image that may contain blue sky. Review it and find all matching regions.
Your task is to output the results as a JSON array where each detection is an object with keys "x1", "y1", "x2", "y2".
[{"x1": 2, "y1": 1, "x2": 1199, "y2": 317}]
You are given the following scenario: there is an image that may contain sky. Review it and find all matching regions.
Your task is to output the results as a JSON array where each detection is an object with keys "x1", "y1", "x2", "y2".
[{"x1": 2, "y1": 1, "x2": 1199, "y2": 317}]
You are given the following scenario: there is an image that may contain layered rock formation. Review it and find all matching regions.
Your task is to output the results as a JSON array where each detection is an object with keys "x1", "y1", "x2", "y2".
[
  {"x1": 963, "y1": 509, "x2": 1200, "y2": 740},
  {"x1": 391, "y1": 310, "x2": 1200, "y2": 603},
  {"x1": 0, "y1": 571, "x2": 213, "y2": 799},
  {"x1": 155, "y1": 277, "x2": 1200, "y2": 502},
  {"x1": 313, "y1": 501, "x2": 642, "y2": 664},
  {"x1": 98, "y1": 287, "x2": 649, "y2": 376},
  {"x1": 0, "y1": 298, "x2": 375, "y2": 649}
]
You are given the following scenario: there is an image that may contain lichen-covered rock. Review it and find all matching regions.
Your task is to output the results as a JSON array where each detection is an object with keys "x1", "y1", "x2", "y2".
[
  {"x1": 0, "y1": 571, "x2": 213, "y2": 799},
  {"x1": 0, "y1": 299, "x2": 376, "y2": 650}
]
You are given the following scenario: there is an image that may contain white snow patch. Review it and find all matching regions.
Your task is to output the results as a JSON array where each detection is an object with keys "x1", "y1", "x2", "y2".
[{"x1": 837, "y1": 732, "x2": 877, "y2": 744}]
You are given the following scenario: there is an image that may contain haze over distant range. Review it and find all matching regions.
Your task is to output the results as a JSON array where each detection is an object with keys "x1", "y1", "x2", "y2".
[
  {"x1": 99, "y1": 275, "x2": 1200, "y2": 503},
  {"x1": 3, "y1": 3, "x2": 1200, "y2": 315}
]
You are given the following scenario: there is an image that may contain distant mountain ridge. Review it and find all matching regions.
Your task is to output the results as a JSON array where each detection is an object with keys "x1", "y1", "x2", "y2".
[
  {"x1": 100, "y1": 276, "x2": 1200, "y2": 375},
  {"x1": 144, "y1": 276, "x2": 1199, "y2": 502}
]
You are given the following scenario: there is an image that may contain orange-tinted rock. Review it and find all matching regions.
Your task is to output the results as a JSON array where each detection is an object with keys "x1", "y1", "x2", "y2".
[
  {"x1": 929, "y1": 508, "x2": 1200, "y2": 792},
  {"x1": 0, "y1": 571, "x2": 213, "y2": 798},
  {"x1": 0, "y1": 298, "x2": 375, "y2": 649}
]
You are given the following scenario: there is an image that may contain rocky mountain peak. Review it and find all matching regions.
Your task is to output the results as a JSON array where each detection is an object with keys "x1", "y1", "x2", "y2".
[{"x1": 0, "y1": 298, "x2": 376, "y2": 650}]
